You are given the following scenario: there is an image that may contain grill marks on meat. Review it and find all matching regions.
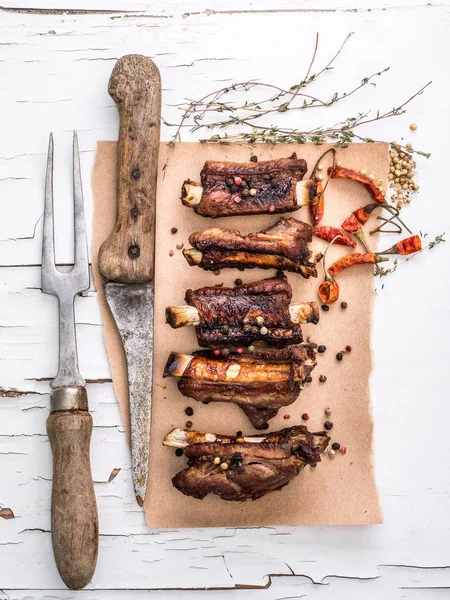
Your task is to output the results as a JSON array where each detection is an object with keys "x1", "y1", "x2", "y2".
[
  {"x1": 181, "y1": 155, "x2": 309, "y2": 217},
  {"x1": 164, "y1": 426, "x2": 330, "y2": 501},
  {"x1": 184, "y1": 274, "x2": 306, "y2": 348},
  {"x1": 184, "y1": 218, "x2": 319, "y2": 277},
  {"x1": 163, "y1": 345, "x2": 317, "y2": 429}
]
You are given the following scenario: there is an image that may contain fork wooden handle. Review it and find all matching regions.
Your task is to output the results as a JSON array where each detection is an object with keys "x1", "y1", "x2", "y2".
[
  {"x1": 47, "y1": 387, "x2": 98, "y2": 590},
  {"x1": 98, "y1": 54, "x2": 161, "y2": 284}
]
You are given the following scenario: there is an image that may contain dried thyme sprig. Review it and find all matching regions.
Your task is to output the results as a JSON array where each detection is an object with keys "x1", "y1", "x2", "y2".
[{"x1": 165, "y1": 33, "x2": 431, "y2": 158}]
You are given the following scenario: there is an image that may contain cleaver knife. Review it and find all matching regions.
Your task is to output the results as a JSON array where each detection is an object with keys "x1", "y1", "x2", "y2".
[{"x1": 98, "y1": 55, "x2": 161, "y2": 506}]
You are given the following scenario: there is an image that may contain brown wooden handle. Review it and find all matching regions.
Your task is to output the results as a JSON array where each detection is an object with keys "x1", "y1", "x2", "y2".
[
  {"x1": 98, "y1": 54, "x2": 161, "y2": 283},
  {"x1": 47, "y1": 403, "x2": 98, "y2": 590}
]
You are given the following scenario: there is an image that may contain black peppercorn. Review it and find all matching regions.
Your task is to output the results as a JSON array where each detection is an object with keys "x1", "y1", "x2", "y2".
[
  {"x1": 305, "y1": 375, "x2": 313, "y2": 383},
  {"x1": 241, "y1": 188, "x2": 250, "y2": 197},
  {"x1": 185, "y1": 406, "x2": 194, "y2": 416},
  {"x1": 336, "y1": 352, "x2": 343, "y2": 361},
  {"x1": 202, "y1": 400, "x2": 210, "y2": 405},
  {"x1": 171, "y1": 227, "x2": 178, "y2": 234},
  {"x1": 234, "y1": 278, "x2": 243, "y2": 286},
  {"x1": 221, "y1": 348, "x2": 230, "y2": 356},
  {"x1": 250, "y1": 155, "x2": 258, "y2": 162},
  {"x1": 243, "y1": 324, "x2": 252, "y2": 332},
  {"x1": 321, "y1": 305, "x2": 330, "y2": 312},
  {"x1": 324, "y1": 421, "x2": 333, "y2": 430},
  {"x1": 221, "y1": 325, "x2": 230, "y2": 334},
  {"x1": 236, "y1": 430, "x2": 242, "y2": 437},
  {"x1": 230, "y1": 184, "x2": 239, "y2": 193},
  {"x1": 175, "y1": 448, "x2": 183, "y2": 457},
  {"x1": 225, "y1": 178, "x2": 234, "y2": 187},
  {"x1": 185, "y1": 420, "x2": 192, "y2": 428},
  {"x1": 332, "y1": 442, "x2": 341, "y2": 451},
  {"x1": 262, "y1": 423, "x2": 270, "y2": 430},
  {"x1": 312, "y1": 317, "x2": 319, "y2": 325},
  {"x1": 318, "y1": 345, "x2": 327, "y2": 353},
  {"x1": 241, "y1": 180, "x2": 248, "y2": 188},
  {"x1": 341, "y1": 301, "x2": 348, "y2": 309},
  {"x1": 319, "y1": 374, "x2": 327, "y2": 383}
]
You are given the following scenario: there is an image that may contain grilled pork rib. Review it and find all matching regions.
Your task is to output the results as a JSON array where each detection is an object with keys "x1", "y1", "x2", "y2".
[
  {"x1": 163, "y1": 345, "x2": 316, "y2": 429},
  {"x1": 165, "y1": 274, "x2": 319, "y2": 348},
  {"x1": 183, "y1": 218, "x2": 321, "y2": 277},
  {"x1": 181, "y1": 155, "x2": 316, "y2": 217},
  {"x1": 163, "y1": 426, "x2": 330, "y2": 501}
]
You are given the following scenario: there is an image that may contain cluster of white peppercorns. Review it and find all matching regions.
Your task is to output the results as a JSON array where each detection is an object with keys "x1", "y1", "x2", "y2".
[{"x1": 388, "y1": 144, "x2": 419, "y2": 209}]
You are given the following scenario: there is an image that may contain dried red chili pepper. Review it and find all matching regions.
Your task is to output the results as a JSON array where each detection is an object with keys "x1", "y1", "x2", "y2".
[
  {"x1": 309, "y1": 180, "x2": 325, "y2": 226},
  {"x1": 328, "y1": 166, "x2": 385, "y2": 204},
  {"x1": 379, "y1": 234, "x2": 422, "y2": 256},
  {"x1": 318, "y1": 280, "x2": 340, "y2": 304},
  {"x1": 341, "y1": 213, "x2": 361, "y2": 234},
  {"x1": 328, "y1": 253, "x2": 388, "y2": 278},
  {"x1": 314, "y1": 225, "x2": 356, "y2": 248},
  {"x1": 352, "y1": 203, "x2": 379, "y2": 226}
]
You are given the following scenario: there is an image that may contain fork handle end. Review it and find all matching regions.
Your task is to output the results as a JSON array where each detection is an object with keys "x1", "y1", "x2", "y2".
[{"x1": 47, "y1": 390, "x2": 98, "y2": 590}]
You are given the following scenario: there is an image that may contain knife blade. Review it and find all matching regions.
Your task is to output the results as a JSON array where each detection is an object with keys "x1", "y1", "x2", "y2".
[{"x1": 98, "y1": 54, "x2": 161, "y2": 506}]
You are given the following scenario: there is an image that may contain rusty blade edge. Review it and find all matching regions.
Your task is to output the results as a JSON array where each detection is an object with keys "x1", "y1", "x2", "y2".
[{"x1": 104, "y1": 281, "x2": 154, "y2": 506}]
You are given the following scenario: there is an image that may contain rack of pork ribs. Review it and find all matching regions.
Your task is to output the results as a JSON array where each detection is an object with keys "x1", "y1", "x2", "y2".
[
  {"x1": 163, "y1": 426, "x2": 330, "y2": 501},
  {"x1": 164, "y1": 274, "x2": 318, "y2": 429},
  {"x1": 164, "y1": 155, "x2": 329, "y2": 502}
]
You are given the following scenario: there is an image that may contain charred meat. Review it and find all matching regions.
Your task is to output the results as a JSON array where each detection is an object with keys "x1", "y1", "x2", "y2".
[
  {"x1": 163, "y1": 345, "x2": 316, "y2": 429},
  {"x1": 183, "y1": 218, "x2": 322, "y2": 277},
  {"x1": 181, "y1": 155, "x2": 317, "y2": 217},
  {"x1": 165, "y1": 274, "x2": 319, "y2": 348},
  {"x1": 163, "y1": 426, "x2": 330, "y2": 501}
]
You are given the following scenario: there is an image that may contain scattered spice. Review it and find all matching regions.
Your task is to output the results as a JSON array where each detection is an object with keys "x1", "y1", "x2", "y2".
[
  {"x1": 321, "y1": 304, "x2": 330, "y2": 312},
  {"x1": 336, "y1": 352, "x2": 343, "y2": 361},
  {"x1": 249, "y1": 188, "x2": 257, "y2": 197},
  {"x1": 410, "y1": 123, "x2": 417, "y2": 131},
  {"x1": 234, "y1": 278, "x2": 243, "y2": 286},
  {"x1": 340, "y1": 302, "x2": 348, "y2": 309},
  {"x1": 324, "y1": 421, "x2": 333, "y2": 430},
  {"x1": 260, "y1": 326, "x2": 268, "y2": 335},
  {"x1": 185, "y1": 407, "x2": 194, "y2": 416},
  {"x1": 221, "y1": 325, "x2": 230, "y2": 334},
  {"x1": 185, "y1": 420, "x2": 193, "y2": 428},
  {"x1": 319, "y1": 374, "x2": 327, "y2": 383},
  {"x1": 220, "y1": 462, "x2": 229, "y2": 471},
  {"x1": 176, "y1": 242, "x2": 184, "y2": 250},
  {"x1": 247, "y1": 345, "x2": 255, "y2": 352},
  {"x1": 213, "y1": 349, "x2": 221, "y2": 356},
  {"x1": 388, "y1": 145, "x2": 419, "y2": 209},
  {"x1": 318, "y1": 345, "x2": 327, "y2": 353},
  {"x1": 214, "y1": 456, "x2": 221, "y2": 465},
  {"x1": 175, "y1": 448, "x2": 183, "y2": 457},
  {"x1": 332, "y1": 442, "x2": 341, "y2": 451},
  {"x1": 301, "y1": 413, "x2": 310, "y2": 421},
  {"x1": 234, "y1": 176, "x2": 242, "y2": 186},
  {"x1": 221, "y1": 348, "x2": 230, "y2": 356},
  {"x1": 283, "y1": 414, "x2": 291, "y2": 420},
  {"x1": 345, "y1": 345, "x2": 352, "y2": 353},
  {"x1": 324, "y1": 407, "x2": 332, "y2": 416},
  {"x1": 255, "y1": 316, "x2": 264, "y2": 326},
  {"x1": 171, "y1": 227, "x2": 178, "y2": 234},
  {"x1": 250, "y1": 155, "x2": 258, "y2": 162},
  {"x1": 340, "y1": 446, "x2": 347, "y2": 454},
  {"x1": 236, "y1": 347, "x2": 244, "y2": 354},
  {"x1": 169, "y1": 250, "x2": 174, "y2": 257},
  {"x1": 305, "y1": 375, "x2": 313, "y2": 383},
  {"x1": 214, "y1": 269, "x2": 221, "y2": 276},
  {"x1": 328, "y1": 449, "x2": 336, "y2": 457}
]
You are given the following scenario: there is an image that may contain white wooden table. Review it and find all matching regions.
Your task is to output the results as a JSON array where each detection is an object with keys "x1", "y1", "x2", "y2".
[{"x1": 1, "y1": 1, "x2": 450, "y2": 597}]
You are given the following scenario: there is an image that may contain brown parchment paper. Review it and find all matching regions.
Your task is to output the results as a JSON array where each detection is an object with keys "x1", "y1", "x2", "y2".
[{"x1": 92, "y1": 142, "x2": 387, "y2": 527}]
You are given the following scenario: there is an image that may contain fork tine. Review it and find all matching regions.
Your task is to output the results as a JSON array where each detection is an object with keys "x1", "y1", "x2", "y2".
[
  {"x1": 73, "y1": 132, "x2": 89, "y2": 288},
  {"x1": 42, "y1": 133, "x2": 58, "y2": 290}
]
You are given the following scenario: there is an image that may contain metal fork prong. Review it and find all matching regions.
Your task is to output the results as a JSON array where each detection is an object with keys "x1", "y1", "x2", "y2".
[
  {"x1": 42, "y1": 133, "x2": 59, "y2": 292},
  {"x1": 73, "y1": 132, "x2": 89, "y2": 289}
]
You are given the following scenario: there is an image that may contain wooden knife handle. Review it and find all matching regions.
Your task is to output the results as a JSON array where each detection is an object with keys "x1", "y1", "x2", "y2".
[
  {"x1": 47, "y1": 388, "x2": 98, "y2": 590},
  {"x1": 98, "y1": 54, "x2": 161, "y2": 283}
]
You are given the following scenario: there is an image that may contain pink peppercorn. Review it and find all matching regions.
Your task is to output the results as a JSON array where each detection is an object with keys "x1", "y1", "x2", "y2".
[
  {"x1": 269, "y1": 205, "x2": 275, "y2": 212},
  {"x1": 340, "y1": 446, "x2": 347, "y2": 455},
  {"x1": 345, "y1": 345, "x2": 352, "y2": 352},
  {"x1": 169, "y1": 250, "x2": 174, "y2": 257},
  {"x1": 301, "y1": 413, "x2": 309, "y2": 421},
  {"x1": 283, "y1": 414, "x2": 290, "y2": 420},
  {"x1": 236, "y1": 347, "x2": 244, "y2": 354},
  {"x1": 234, "y1": 176, "x2": 242, "y2": 186},
  {"x1": 213, "y1": 349, "x2": 221, "y2": 356}
]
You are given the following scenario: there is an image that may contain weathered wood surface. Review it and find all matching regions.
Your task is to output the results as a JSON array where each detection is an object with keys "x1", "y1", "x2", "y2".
[{"x1": 1, "y1": 0, "x2": 450, "y2": 596}]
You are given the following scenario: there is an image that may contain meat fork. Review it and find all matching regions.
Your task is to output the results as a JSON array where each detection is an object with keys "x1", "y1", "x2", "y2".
[{"x1": 42, "y1": 132, "x2": 98, "y2": 590}]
